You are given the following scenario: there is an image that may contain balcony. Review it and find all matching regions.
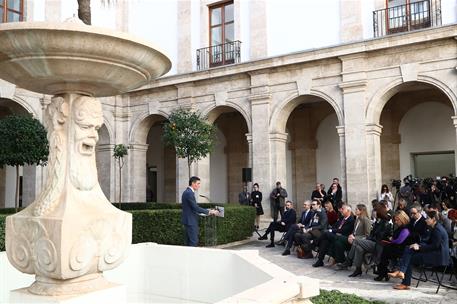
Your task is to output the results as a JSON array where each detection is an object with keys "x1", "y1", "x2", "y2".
[
  {"x1": 196, "y1": 40, "x2": 241, "y2": 71},
  {"x1": 373, "y1": 0, "x2": 441, "y2": 38}
]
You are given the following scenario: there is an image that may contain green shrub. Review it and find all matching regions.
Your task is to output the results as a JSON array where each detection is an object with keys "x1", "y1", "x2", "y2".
[
  {"x1": 0, "y1": 204, "x2": 255, "y2": 250},
  {"x1": 130, "y1": 204, "x2": 255, "y2": 246},
  {"x1": 312, "y1": 290, "x2": 385, "y2": 304}
]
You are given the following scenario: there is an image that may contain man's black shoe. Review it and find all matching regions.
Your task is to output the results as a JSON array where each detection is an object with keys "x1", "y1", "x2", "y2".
[
  {"x1": 312, "y1": 260, "x2": 324, "y2": 268},
  {"x1": 282, "y1": 249, "x2": 290, "y2": 256},
  {"x1": 266, "y1": 243, "x2": 275, "y2": 248},
  {"x1": 258, "y1": 235, "x2": 267, "y2": 240}
]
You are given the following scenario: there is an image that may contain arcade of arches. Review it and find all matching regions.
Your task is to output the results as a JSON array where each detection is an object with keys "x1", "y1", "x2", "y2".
[{"x1": 1, "y1": 28, "x2": 456, "y2": 221}]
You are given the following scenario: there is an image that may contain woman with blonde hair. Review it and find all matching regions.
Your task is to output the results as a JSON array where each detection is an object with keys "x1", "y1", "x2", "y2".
[{"x1": 374, "y1": 210, "x2": 410, "y2": 281}]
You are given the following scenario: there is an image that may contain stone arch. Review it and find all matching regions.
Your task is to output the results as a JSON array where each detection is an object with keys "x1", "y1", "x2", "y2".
[
  {"x1": 201, "y1": 101, "x2": 252, "y2": 133},
  {"x1": 270, "y1": 90, "x2": 343, "y2": 134},
  {"x1": 202, "y1": 105, "x2": 250, "y2": 203},
  {"x1": 11, "y1": 95, "x2": 38, "y2": 117},
  {"x1": 367, "y1": 78, "x2": 457, "y2": 124},
  {"x1": 129, "y1": 111, "x2": 169, "y2": 144}
]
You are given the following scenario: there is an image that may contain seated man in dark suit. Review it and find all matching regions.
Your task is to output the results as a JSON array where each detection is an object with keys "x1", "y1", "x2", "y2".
[
  {"x1": 313, "y1": 204, "x2": 355, "y2": 267},
  {"x1": 408, "y1": 204, "x2": 429, "y2": 243},
  {"x1": 281, "y1": 200, "x2": 314, "y2": 256},
  {"x1": 294, "y1": 200, "x2": 328, "y2": 258},
  {"x1": 258, "y1": 200, "x2": 296, "y2": 248},
  {"x1": 389, "y1": 210, "x2": 450, "y2": 290}
]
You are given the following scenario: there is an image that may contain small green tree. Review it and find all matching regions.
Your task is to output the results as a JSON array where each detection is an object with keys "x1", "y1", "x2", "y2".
[
  {"x1": 113, "y1": 144, "x2": 128, "y2": 208},
  {"x1": 0, "y1": 115, "x2": 49, "y2": 212},
  {"x1": 162, "y1": 109, "x2": 215, "y2": 179}
]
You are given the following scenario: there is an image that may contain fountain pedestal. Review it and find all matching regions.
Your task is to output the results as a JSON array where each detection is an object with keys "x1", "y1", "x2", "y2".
[{"x1": 0, "y1": 20, "x2": 170, "y2": 296}]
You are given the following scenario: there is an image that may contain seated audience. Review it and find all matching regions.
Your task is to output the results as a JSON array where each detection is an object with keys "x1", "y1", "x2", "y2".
[
  {"x1": 312, "y1": 204, "x2": 355, "y2": 267},
  {"x1": 281, "y1": 200, "x2": 314, "y2": 256},
  {"x1": 388, "y1": 210, "x2": 450, "y2": 290},
  {"x1": 293, "y1": 200, "x2": 328, "y2": 258},
  {"x1": 337, "y1": 204, "x2": 393, "y2": 277},
  {"x1": 375, "y1": 210, "x2": 410, "y2": 281},
  {"x1": 329, "y1": 204, "x2": 372, "y2": 265},
  {"x1": 324, "y1": 200, "x2": 338, "y2": 226},
  {"x1": 408, "y1": 204, "x2": 429, "y2": 244},
  {"x1": 429, "y1": 202, "x2": 452, "y2": 235},
  {"x1": 258, "y1": 201, "x2": 296, "y2": 248}
]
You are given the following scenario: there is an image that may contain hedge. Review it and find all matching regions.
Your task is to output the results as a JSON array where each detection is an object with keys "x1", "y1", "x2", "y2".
[
  {"x1": 0, "y1": 203, "x2": 255, "y2": 251},
  {"x1": 312, "y1": 290, "x2": 386, "y2": 304}
]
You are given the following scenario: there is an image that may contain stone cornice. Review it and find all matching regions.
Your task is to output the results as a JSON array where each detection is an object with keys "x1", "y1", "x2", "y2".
[
  {"x1": 128, "y1": 144, "x2": 148, "y2": 152},
  {"x1": 338, "y1": 80, "x2": 368, "y2": 93},
  {"x1": 131, "y1": 25, "x2": 457, "y2": 92}
]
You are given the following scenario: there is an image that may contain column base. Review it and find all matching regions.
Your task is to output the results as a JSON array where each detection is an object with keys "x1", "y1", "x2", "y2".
[
  {"x1": 9, "y1": 280, "x2": 126, "y2": 303},
  {"x1": 28, "y1": 273, "x2": 110, "y2": 296}
]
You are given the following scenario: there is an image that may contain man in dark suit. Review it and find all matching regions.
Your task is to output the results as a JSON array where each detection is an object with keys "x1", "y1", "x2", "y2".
[
  {"x1": 281, "y1": 200, "x2": 314, "y2": 255},
  {"x1": 181, "y1": 176, "x2": 218, "y2": 246},
  {"x1": 258, "y1": 200, "x2": 296, "y2": 248},
  {"x1": 389, "y1": 210, "x2": 450, "y2": 290},
  {"x1": 313, "y1": 204, "x2": 355, "y2": 267},
  {"x1": 408, "y1": 204, "x2": 429, "y2": 243}
]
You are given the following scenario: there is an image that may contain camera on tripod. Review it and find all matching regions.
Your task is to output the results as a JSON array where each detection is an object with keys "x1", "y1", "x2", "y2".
[{"x1": 391, "y1": 179, "x2": 401, "y2": 191}]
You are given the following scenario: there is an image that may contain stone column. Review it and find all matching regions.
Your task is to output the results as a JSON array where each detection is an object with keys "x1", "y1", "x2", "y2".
[
  {"x1": 366, "y1": 123, "x2": 383, "y2": 202},
  {"x1": 176, "y1": 158, "x2": 189, "y2": 203},
  {"x1": 269, "y1": 132, "x2": 289, "y2": 191},
  {"x1": 452, "y1": 116, "x2": 457, "y2": 174},
  {"x1": 96, "y1": 144, "x2": 113, "y2": 200},
  {"x1": 336, "y1": 126, "x2": 347, "y2": 202},
  {"x1": 177, "y1": 0, "x2": 192, "y2": 73},
  {"x1": 22, "y1": 165, "x2": 36, "y2": 207},
  {"x1": 128, "y1": 143, "x2": 148, "y2": 202},
  {"x1": 250, "y1": 91, "x2": 272, "y2": 219},
  {"x1": 249, "y1": 0, "x2": 267, "y2": 59},
  {"x1": 339, "y1": 80, "x2": 369, "y2": 206},
  {"x1": 246, "y1": 133, "x2": 253, "y2": 168}
]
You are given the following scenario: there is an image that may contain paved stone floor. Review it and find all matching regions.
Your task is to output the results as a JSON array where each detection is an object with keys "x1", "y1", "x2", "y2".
[{"x1": 229, "y1": 235, "x2": 457, "y2": 304}]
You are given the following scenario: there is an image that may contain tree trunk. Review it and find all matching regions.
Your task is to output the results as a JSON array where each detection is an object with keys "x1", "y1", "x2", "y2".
[
  {"x1": 187, "y1": 157, "x2": 191, "y2": 180},
  {"x1": 77, "y1": 0, "x2": 91, "y2": 25},
  {"x1": 118, "y1": 160, "x2": 122, "y2": 208},
  {"x1": 15, "y1": 165, "x2": 19, "y2": 213}
]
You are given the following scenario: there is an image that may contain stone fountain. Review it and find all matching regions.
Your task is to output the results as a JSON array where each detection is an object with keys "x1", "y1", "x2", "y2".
[{"x1": 0, "y1": 19, "x2": 170, "y2": 296}]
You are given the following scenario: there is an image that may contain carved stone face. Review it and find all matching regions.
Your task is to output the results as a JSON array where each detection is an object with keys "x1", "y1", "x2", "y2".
[{"x1": 70, "y1": 96, "x2": 103, "y2": 191}]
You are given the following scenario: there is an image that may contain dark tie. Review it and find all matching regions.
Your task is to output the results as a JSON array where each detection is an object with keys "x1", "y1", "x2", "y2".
[{"x1": 338, "y1": 218, "x2": 346, "y2": 230}]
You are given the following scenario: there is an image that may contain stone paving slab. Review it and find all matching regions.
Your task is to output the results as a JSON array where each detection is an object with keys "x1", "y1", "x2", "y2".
[{"x1": 229, "y1": 236, "x2": 457, "y2": 304}]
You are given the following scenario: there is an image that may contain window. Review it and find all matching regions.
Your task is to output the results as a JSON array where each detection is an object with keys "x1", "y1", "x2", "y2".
[
  {"x1": 0, "y1": 0, "x2": 24, "y2": 23},
  {"x1": 209, "y1": 1, "x2": 234, "y2": 67},
  {"x1": 386, "y1": 0, "x2": 430, "y2": 34}
]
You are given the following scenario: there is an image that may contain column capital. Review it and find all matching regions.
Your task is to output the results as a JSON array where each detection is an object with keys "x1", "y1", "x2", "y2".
[
  {"x1": 269, "y1": 132, "x2": 288, "y2": 143},
  {"x1": 128, "y1": 143, "x2": 148, "y2": 152},
  {"x1": 245, "y1": 132, "x2": 253, "y2": 144},
  {"x1": 336, "y1": 125, "x2": 345, "y2": 137},
  {"x1": 365, "y1": 123, "x2": 383, "y2": 136},
  {"x1": 452, "y1": 116, "x2": 457, "y2": 127}
]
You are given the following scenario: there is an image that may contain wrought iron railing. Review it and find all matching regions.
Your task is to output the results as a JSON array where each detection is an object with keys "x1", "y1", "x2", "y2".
[
  {"x1": 196, "y1": 40, "x2": 241, "y2": 71},
  {"x1": 373, "y1": 0, "x2": 441, "y2": 37}
]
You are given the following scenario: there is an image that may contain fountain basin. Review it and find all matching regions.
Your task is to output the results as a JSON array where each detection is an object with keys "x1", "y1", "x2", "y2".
[
  {"x1": 1, "y1": 243, "x2": 320, "y2": 303},
  {"x1": 0, "y1": 21, "x2": 171, "y2": 96}
]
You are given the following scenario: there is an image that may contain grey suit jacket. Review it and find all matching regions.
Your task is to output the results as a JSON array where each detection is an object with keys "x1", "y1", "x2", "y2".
[{"x1": 353, "y1": 216, "x2": 372, "y2": 239}]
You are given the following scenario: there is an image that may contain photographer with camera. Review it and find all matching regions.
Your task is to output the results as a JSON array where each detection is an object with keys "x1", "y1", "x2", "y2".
[{"x1": 270, "y1": 181, "x2": 288, "y2": 222}]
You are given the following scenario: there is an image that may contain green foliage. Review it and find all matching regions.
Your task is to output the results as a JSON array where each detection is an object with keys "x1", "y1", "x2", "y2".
[
  {"x1": 0, "y1": 204, "x2": 255, "y2": 250},
  {"x1": 312, "y1": 290, "x2": 386, "y2": 304},
  {"x1": 113, "y1": 144, "x2": 128, "y2": 159},
  {"x1": 0, "y1": 115, "x2": 49, "y2": 167},
  {"x1": 162, "y1": 108, "x2": 215, "y2": 176}
]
